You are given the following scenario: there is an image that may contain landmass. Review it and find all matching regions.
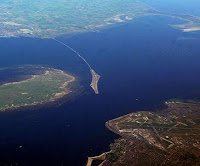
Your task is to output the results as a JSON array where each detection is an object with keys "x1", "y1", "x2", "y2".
[
  {"x1": 0, "y1": 0, "x2": 152, "y2": 38},
  {"x1": 147, "y1": 9, "x2": 200, "y2": 32},
  {"x1": 86, "y1": 151, "x2": 110, "y2": 166},
  {"x1": 0, "y1": 65, "x2": 75, "y2": 111},
  {"x1": 87, "y1": 101, "x2": 200, "y2": 166},
  {"x1": 0, "y1": 0, "x2": 200, "y2": 38},
  {"x1": 90, "y1": 69, "x2": 100, "y2": 94}
]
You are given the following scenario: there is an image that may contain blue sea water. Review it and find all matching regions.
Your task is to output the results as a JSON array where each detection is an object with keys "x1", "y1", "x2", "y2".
[
  {"x1": 142, "y1": 0, "x2": 200, "y2": 16},
  {"x1": 0, "y1": 16, "x2": 200, "y2": 166}
]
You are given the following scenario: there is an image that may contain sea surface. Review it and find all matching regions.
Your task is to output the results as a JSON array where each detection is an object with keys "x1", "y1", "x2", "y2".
[{"x1": 0, "y1": 15, "x2": 200, "y2": 166}]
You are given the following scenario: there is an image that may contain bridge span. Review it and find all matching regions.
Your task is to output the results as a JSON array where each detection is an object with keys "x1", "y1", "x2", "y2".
[{"x1": 52, "y1": 38, "x2": 100, "y2": 94}]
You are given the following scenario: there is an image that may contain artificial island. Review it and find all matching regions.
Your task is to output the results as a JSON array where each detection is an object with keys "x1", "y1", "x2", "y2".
[
  {"x1": 87, "y1": 101, "x2": 200, "y2": 166},
  {"x1": 0, "y1": 65, "x2": 76, "y2": 111}
]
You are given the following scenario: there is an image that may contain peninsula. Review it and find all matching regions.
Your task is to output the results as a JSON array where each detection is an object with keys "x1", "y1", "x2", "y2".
[
  {"x1": 87, "y1": 101, "x2": 200, "y2": 166},
  {"x1": 0, "y1": 65, "x2": 75, "y2": 111}
]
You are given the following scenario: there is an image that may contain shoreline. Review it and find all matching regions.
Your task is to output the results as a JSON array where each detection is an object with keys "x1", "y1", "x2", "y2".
[
  {"x1": 0, "y1": 68, "x2": 76, "y2": 112},
  {"x1": 102, "y1": 101, "x2": 200, "y2": 165}
]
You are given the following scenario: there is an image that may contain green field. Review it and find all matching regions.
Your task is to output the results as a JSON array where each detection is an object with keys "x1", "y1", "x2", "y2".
[
  {"x1": 1, "y1": 0, "x2": 200, "y2": 38},
  {"x1": 0, "y1": 66, "x2": 75, "y2": 111},
  {"x1": 0, "y1": 0, "x2": 153, "y2": 38}
]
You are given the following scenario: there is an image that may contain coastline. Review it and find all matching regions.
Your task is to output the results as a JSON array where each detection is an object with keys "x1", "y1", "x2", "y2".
[
  {"x1": 0, "y1": 68, "x2": 76, "y2": 112},
  {"x1": 102, "y1": 101, "x2": 200, "y2": 165}
]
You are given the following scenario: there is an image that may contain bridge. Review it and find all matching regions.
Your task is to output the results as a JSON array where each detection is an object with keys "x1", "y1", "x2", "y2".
[{"x1": 52, "y1": 38, "x2": 101, "y2": 94}]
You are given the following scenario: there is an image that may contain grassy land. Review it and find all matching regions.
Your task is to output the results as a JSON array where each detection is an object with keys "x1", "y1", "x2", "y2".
[
  {"x1": 104, "y1": 102, "x2": 200, "y2": 165},
  {"x1": 0, "y1": 66, "x2": 75, "y2": 111},
  {"x1": 0, "y1": 0, "x2": 153, "y2": 38}
]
